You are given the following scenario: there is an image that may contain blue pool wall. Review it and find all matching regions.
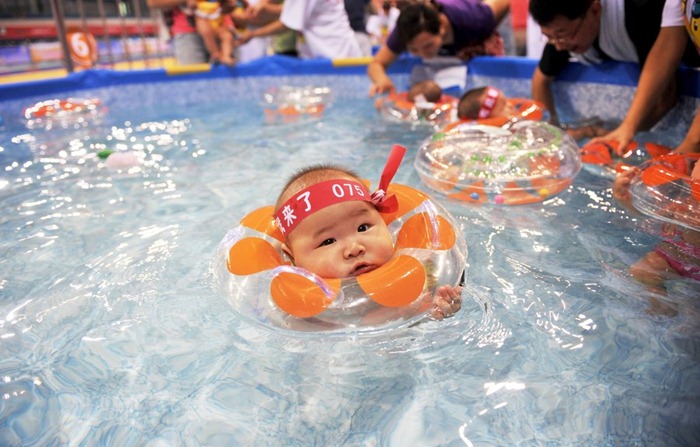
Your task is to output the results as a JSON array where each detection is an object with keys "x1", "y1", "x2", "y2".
[{"x1": 1, "y1": 55, "x2": 699, "y2": 138}]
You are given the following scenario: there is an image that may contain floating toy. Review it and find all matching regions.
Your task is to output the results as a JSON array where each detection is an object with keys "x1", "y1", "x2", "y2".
[
  {"x1": 23, "y1": 98, "x2": 104, "y2": 129},
  {"x1": 377, "y1": 92, "x2": 458, "y2": 127},
  {"x1": 442, "y1": 97, "x2": 546, "y2": 131},
  {"x1": 24, "y1": 98, "x2": 101, "y2": 120},
  {"x1": 581, "y1": 140, "x2": 672, "y2": 178},
  {"x1": 98, "y1": 149, "x2": 143, "y2": 169},
  {"x1": 414, "y1": 121, "x2": 582, "y2": 205},
  {"x1": 214, "y1": 147, "x2": 467, "y2": 335},
  {"x1": 262, "y1": 85, "x2": 332, "y2": 123},
  {"x1": 630, "y1": 153, "x2": 700, "y2": 231}
]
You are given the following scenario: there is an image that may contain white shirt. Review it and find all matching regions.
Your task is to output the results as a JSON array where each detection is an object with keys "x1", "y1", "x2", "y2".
[
  {"x1": 281, "y1": 0, "x2": 362, "y2": 59},
  {"x1": 662, "y1": 0, "x2": 684, "y2": 27}
]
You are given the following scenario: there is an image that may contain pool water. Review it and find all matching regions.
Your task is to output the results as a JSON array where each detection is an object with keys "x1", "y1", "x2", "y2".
[{"x1": 1, "y1": 75, "x2": 699, "y2": 446}]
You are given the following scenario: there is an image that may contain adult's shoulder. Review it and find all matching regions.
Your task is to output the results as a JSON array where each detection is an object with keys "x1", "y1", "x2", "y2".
[{"x1": 439, "y1": 0, "x2": 495, "y2": 30}]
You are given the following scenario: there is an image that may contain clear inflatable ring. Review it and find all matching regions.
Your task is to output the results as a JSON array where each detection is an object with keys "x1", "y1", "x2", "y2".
[{"x1": 213, "y1": 183, "x2": 467, "y2": 335}]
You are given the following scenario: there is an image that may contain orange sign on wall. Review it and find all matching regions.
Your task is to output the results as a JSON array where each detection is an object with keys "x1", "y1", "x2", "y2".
[{"x1": 66, "y1": 28, "x2": 98, "y2": 68}]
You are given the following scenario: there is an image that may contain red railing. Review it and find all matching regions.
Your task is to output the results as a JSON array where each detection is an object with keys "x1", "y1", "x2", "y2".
[{"x1": 0, "y1": 19, "x2": 158, "y2": 41}]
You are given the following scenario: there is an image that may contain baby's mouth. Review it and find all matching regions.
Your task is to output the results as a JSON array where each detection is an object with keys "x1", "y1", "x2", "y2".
[{"x1": 351, "y1": 263, "x2": 375, "y2": 276}]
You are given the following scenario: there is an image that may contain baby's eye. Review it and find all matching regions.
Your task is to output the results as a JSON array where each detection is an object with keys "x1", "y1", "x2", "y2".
[
  {"x1": 357, "y1": 223, "x2": 370, "y2": 232},
  {"x1": 319, "y1": 238, "x2": 335, "y2": 247}
]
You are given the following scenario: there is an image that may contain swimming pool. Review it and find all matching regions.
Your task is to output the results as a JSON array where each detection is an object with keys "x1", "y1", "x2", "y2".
[{"x1": 1, "y1": 57, "x2": 699, "y2": 446}]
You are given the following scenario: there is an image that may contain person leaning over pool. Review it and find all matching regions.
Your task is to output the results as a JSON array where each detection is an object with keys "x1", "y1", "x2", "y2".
[
  {"x1": 529, "y1": 0, "x2": 700, "y2": 151},
  {"x1": 275, "y1": 164, "x2": 463, "y2": 320},
  {"x1": 367, "y1": 0, "x2": 511, "y2": 96},
  {"x1": 235, "y1": 0, "x2": 363, "y2": 59}
]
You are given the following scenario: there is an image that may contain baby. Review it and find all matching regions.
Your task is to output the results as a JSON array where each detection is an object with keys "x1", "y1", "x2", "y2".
[
  {"x1": 612, "y1": 160, "x2": 700, "y2": 316},
  {"x1": 457, "y1": 86, "x2": 607, "y2": 141},
  {"x1": 407, "y1": 80, "x2": 443, "y2": 103},
  {"x1": 274, "y1": 161, "x2": 462, "y2": 320},
  {"x1": 457, "y1": 86, "x2": 512, "y2": 121}
]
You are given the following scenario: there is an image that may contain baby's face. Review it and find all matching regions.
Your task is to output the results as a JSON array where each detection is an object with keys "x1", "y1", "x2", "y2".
[
  {"x1": 407, "y1": 31, "x2": 443, "y2": 59},
  {"x1": 284, "y1": 200, "x2": 394, "y2": 278},
  {"x1": 482, "y1": 90, "x2": 510, "y2": 118}
]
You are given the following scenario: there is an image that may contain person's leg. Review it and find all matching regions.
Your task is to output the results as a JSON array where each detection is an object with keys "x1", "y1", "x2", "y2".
[
  {"x1": 629, "y1": 248, "x2": 680, "y2": 316},
  {"x1": 218, "y1": 28, "x2": 236, "y2": 65},
  {"x1": 629, "y1": 249, "x2": 680, "y2": 289},
  {"x1": 195, "y1": 17, "x2": 221, "y2": 61}
]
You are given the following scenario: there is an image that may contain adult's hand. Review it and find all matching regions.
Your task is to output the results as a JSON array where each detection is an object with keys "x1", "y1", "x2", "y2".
[{"x1": 588, "y1": 123, "x2": 636, "y2": 157}]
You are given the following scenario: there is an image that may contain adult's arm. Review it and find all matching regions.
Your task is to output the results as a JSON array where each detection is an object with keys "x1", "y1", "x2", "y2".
[
  {"x1": 367, "y1": 44, "x2": 399, "y2": 96},
  {"x1": 589, "y1": 26, "x2": 687, "y2": 153},
  {"x1": 483, "y1": 0, "x2": 510, "y2": 25},
  {"x1": 531, "y1": 66, "x2": 558, "y2": 124},
  {"x1": 147, "y1": 0, "x2": 185, "y2": 9},
  {"x1": 675, "y1": 108, "x2": 700, "y2": 154},
  {"x1": 236, "y1": 19, "x2": 289, "y2": 44},
  {"x1": 244, "y1": 0, "x2": 283, "y2": 26}
]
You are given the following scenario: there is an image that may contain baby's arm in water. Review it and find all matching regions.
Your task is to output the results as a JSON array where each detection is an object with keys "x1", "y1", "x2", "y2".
[
  {"x1": 429, "y1": 285, "x2": 463, "y2": 320},
  {"x1": 612, "y1": 167, "x2": 641, "y2": 214}
]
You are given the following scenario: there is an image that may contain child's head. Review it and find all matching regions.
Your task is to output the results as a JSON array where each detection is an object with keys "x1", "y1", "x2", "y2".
[
  {"x1": 457, "y1": 86, "x2": 510, "y2": 120},
  {"x1": 408, "y1": 80, "x2": 443, "y2": 103},
  {"x1": 275, "y1": 165, "x2": 394, "y2": 278}
]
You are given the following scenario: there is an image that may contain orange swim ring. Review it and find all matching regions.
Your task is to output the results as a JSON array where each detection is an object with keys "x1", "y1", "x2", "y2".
[
  {"x1": 262, "y1": 85, "x2": 331, "y2": 123},
  {"x1": 580, "y1": 140, "x2": 672, "y2": 178},
  {"x1": 630, "y1": 152, "x2": 700, "y2": 231},
  {"x1": 378, "y1": 92, "x2": 458, "y2": 127},
  {"x1": 23, "y1": 98, "x2": 102, "y2": 120},
  {"x1": 214, "y1": 183, "x2": 467, "y2": 335},
  {"x1": 415, "y1": 121, "x2": 581, "y2": 205},
  {"x1": 442, "y1": 97, "x2": 546, "y2": 132}
]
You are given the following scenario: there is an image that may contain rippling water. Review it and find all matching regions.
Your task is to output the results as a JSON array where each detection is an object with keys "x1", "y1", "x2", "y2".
[{"x1": 0, "y1": 75, "x2": 699, "y2": 446}]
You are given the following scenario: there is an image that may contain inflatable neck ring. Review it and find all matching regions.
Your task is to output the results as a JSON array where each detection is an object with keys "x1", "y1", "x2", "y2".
[
  {"x1": 378, "y1": 92, "x2": 458, "y2": 128},
  {"x1": 214, "y1": 182, "x2": 467, "y2": 335},
  {"x1": 415, "y1": 121, "x2": 581, "y2": 205},
  {"x1": 630, "y1": 152, "x2": 700, "y2": 231}
]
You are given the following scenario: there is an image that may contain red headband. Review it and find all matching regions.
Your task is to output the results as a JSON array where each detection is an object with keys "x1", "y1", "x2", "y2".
[
  {"x1": 477, "y1": 86, "x2": 500, "y2": 119},
  {"x1": 275, "y1": 144, "x2": 406, "y2": 237}
]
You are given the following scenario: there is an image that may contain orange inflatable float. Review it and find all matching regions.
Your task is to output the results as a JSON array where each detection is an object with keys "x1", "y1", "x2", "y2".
[
  {"x1": 415, "y1": 121, "x2": 581, "y2": 205},
  {"x1": 378, "y1": 92, "x2": 458, "y2": 127},
  {"x1": 442, "y1": 98, "x2": 546, "y2": 132},
  {"x1": 581, "y1": 140, "x2": 672, "y2": 178},
  {"x1": 23, "y1": 97, "x2": 104, "y2": 129},
  {"x1": 23, "y1": 98, "x2": 102, "y2": 120},
  {"x1": 214, "y1": 181, "x2": 467, "y2": 334},
  {"x1": 630, "y1": 152, "x2": 700, "y2": 231},
  {"x1": 262, "y1": 85, "x2": 331, "y2": 123}
]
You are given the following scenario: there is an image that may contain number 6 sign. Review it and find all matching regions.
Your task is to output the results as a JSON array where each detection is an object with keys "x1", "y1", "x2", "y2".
[{"x1": 66, "y1": 29, "x2": 98, "y2": 68}]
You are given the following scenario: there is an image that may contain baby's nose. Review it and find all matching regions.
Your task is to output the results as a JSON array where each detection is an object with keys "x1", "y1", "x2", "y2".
[{"x1": 345, "y1": 241, "x2": 365, "y2": 258}]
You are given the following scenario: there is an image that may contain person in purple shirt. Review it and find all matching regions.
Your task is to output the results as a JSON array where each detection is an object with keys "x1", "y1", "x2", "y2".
[{"x1": 367, "y1": 0, "x2": 510, "y2": 96}]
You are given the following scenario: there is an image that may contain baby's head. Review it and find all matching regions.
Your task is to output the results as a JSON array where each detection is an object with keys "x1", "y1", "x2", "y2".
[
  {"x1": 408, "y1": 80, "x2": 443, "y2": 103},
  {"x1": 275, "y1": 165, "x2": 394, "y2": 279},
  {"x1": 457, "y1": 86, "x2": 510, "y2": 120}
]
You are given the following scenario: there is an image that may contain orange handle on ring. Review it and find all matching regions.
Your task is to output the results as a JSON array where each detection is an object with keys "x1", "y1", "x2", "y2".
[
  {"x1": 395, "y1": 213, "x2": 456, "y2": 250},
  {"x1": 271, "y1": 273, "x2": 341, "y2": 318},
  {"x1": 228, "y1": 238, "x2": 285, "y2": 275},
  {"x1": 357, "y1": 255, "x2": 426, "y2": 307},
  {"x1": 240, "y1": 206, "x2": 284, "y2": 242}
]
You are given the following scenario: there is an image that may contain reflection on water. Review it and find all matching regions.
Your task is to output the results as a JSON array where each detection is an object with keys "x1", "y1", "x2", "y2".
[{"x1": 0, "y1": 76, "x2": 699, "y2": 446}]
